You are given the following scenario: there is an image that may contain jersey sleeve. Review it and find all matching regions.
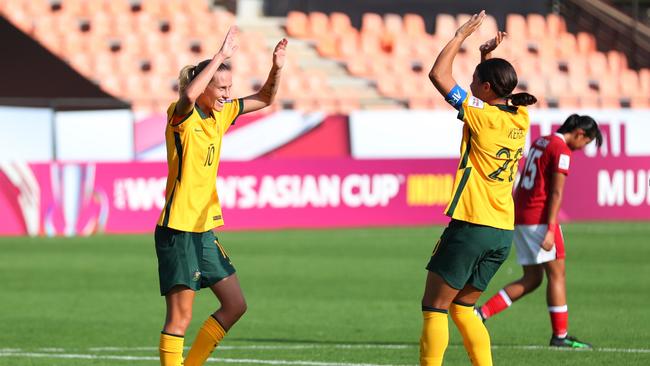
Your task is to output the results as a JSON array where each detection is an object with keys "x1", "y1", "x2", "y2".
[
  {"x1": 219, "y1": 98, "x2": 244, "y2": 134},
  {"x1": 551, "y1": 144, "x2": 572, "y2": 175},
  {"x1": 167, "y1": 102, "x2": 194, "y2": 132},
  {"x1": 445, "y1": 85, "x2": 489, "y2": 134}
]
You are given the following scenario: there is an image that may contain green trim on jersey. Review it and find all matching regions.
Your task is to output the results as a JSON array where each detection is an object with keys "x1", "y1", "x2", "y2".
[
  {"x1": 447, "y1": 167, "x2": 472, "y2": 217},
  {"x1": 495, "y1": 104, "x2": 518, "y2": 114},
  {"x1": 173, "y1": 132, "x2": 183, "y2": 181},
  {"x1": 162, "y1": 183, "x2": 177, "y2": 227},
  {"x1": 459, "y1": 132, "x2": 472, "y2": 169},
  {"x1": 195, "y1": 104, "x2": 209, "y2": 119}
]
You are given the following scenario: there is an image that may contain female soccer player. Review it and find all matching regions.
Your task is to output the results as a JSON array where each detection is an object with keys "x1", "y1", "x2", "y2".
[
  {"x1": 154, "y1": 26, "x2": 287, "y2": 366},
  {"x1": 420, "y1": 11, "x2": 537, "y2": 366},
  {"x1": 477, "y1": 114, "x2": 602, "y2": 349}
]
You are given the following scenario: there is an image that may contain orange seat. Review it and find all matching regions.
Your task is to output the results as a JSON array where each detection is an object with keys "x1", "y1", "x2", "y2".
[
  {"x1": 316, "y1": 34, "x2": 338, "y2": 58},
  {"x1": 478, "y1": 15, "x2": 498, "y2": 39},
  {"x1": 346, "y1": 56, "x2": 368, "y2": 77},
  {"x1": 309, "y1": 12, "x2": 329, "y2": 39},
  {"x1": 576, "y1": 32, "x2": 596, "y2": 54},
  {"x1": 376, "y1": 75, "x2": 402, "y2": 98},
  {"x1": 588, "y1": 51, "x2": 608, "y2": 77},
  {"x1": 359, "y1": 32, "x2": 382, "y2": 57},
  {"x1": 607, "y1": 51, "x2": 628, "y2": 75},
  {"x1": 337, "y1": 30, "x2": 360, "y2": 59},
  {"x1": 330, "y1": 12, "x2": 352, "y2": 36},
  {"x1": 435, "y1": 14, "x2": 456, "y2": 39},
  {"x1": 546, "y1": 14, "x2": 566, "y2": 37},
  {"x1": 506, "y1": 14, "x2": 527, "y2": 42},
  {"x1": 362, "y1": 13, "x2": 383, "y2": 36},
  {"x1": 404, "y1": 14, "x2": 426, "y2": 37},
  {"x1": 620, "y1": 70, "x2": 640, "y2": 97},
  {"x1": 286, "y1": 11, "x2": 308, "y2": 38},
  {"x1": 527, "y1": 14, "x2": 546, "y2": 40}
]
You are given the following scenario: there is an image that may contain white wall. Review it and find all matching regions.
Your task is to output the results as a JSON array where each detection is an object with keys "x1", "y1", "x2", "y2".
[
  {"x1": 350, "y1": 109, "x2": 650, "y2": 159},
  {"x1": 0, "y1": 106, "x2": 53, "y2": 162},
  {"x1": 55, "y1": 109, "x2": 134, "y2": 161}
]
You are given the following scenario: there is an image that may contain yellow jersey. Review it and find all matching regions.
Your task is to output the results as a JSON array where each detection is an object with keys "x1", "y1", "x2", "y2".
[
  {"x1": 445, "y1": 92, "x2": 529, "y2": 230},
  {"x1": 157, "y1": 99, "x2": 242, "y2": 232}
]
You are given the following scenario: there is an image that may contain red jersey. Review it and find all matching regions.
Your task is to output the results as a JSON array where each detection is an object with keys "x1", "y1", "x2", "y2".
[{"x1": 515, "y1": 134, "x2": 572, "y2": 225}]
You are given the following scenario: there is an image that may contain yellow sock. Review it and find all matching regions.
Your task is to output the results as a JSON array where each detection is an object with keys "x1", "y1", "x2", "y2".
[
  {"x1": 184, "y1": 316, "x2": 227, "y2": 366},
  {"x1": 159, "y1": 332, "x2": 184, "y2": 366},
  {"x1": 420, "y1": 308, "x2": 449, "y2": 366},
  {"x1": 450, "y1": 302, "x2": 492, "y2": 366}
]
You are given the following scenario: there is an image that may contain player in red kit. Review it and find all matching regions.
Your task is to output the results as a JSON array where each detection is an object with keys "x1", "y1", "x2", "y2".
[{"x1": 476, "y1": 114, "x2": 602, "y2": 348}]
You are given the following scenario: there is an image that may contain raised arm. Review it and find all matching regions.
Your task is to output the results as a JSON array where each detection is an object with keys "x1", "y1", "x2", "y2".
[
  {"x1": 175, "y1": 26, "x2": 239, "y2": 118},
  {"x1": 479, "y1": 31, "x2": 507, "y2": 62},
  {"x1": 429, "y1": 10, "x2": 485, "y2": 97},
  {"x1": 240, "y1": 38, "x2": 288, "y2": 114}
]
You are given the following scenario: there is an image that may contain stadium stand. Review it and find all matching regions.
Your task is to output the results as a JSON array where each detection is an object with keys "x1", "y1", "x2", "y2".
[{"x1": 0, "y1": 0, "x2": 648, "y2": 113}]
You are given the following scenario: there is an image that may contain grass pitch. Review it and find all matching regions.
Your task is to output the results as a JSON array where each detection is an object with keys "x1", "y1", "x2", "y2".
[{"x1": 0, "y1": 222, "x2": 648, "y2": 365}]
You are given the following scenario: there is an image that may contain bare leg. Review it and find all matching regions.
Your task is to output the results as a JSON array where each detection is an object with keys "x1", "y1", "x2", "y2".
[
  {"x1": 209, "y1": 274, "x2": 247, "y2": 330},
  {"x1": 422, "y1": 271, "x2": 460, "y2": 310},
  {"x1": 503, "y1": 264, "x2": 544, "y2": 301},
  {"x1": 543, "y1": 259, "x2": 566, "y2": 306},
  {"x1": 163, "y1": 285, "x2": 196, "y2": 335}
]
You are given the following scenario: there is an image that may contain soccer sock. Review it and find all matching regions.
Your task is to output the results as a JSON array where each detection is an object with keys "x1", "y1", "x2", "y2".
[
  {"x1": 450, "y1": 302, "x2": 493, "y2": 366},
  {"x1": 548, "y1": 305, "x2": 568, "y2": 338},
  {"x1": 480, "y1": 289, "x2": 512, "y2": 319},
  {"x1": 184, "y1": 315, "x2": 227, "y2": 366},
  {"x1": 420, "y1": 306, "x2": 449, "y2": 366},
  {"x1": 159, "y1": 332, "x2": 184, "y2": 366}
]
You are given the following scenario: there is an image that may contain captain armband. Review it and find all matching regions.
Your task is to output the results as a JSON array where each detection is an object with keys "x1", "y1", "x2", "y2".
[{"x1": 445, "y1": 84, "x2": 467, "y2": 110}]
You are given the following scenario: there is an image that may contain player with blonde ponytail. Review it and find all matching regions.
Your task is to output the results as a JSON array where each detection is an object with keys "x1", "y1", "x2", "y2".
[{"x1": 154, "y1": 26, "x2": 288, "y2": 366}]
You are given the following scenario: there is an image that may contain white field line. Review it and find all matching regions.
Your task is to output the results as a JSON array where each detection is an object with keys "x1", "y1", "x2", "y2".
[
  {"x1": 0, "y1": 351, "x2": 411, "y2": 366},
  {"x1": 1, "y1": 342, "x2": 650, "y2": 355}
]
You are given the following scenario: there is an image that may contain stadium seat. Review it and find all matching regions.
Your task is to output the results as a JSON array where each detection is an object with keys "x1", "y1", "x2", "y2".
[
  {"x1": 435, "y1": 14, "x2": 456, "y2": 40},
  {"x1": 404, "y1": 14, "x2": 426, "y2": 38},
  {"x1": 576, "y1": 32, "x2": 596, "y2": 54},
  {"x1": 361, "y1": 13, "x2": 383, "y2": 36},
  {"x1": 286, "y1": 11, "x2": 309, "y2": 38},
  {"x1": 478, "y1": 15, "x2": 498, "y2": 39},
  {"x1": 316, "y1": 34, "x2": 338, "y2": 58},
  {"x1": 527, "y1": 14, "x2": 546, "y2": 40},
  {"x1": 506, "y1": 14, "x2": 527, "y2": 41},
  {"x1": 309, "y1": 12, "x2": 329, "y2": 39},
  {"x1": 330, "y1": 12, "x2": 352, "y2": 36},
  {"x1": 620, "y1": 70, "x2": 640, "y2": 97},
  {"x1": 546, "y1": 13, "x2": 567, "y2": 37}
]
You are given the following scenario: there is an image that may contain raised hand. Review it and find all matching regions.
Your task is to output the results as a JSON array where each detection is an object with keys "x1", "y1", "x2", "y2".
[
  {"x1": 480, "y1": 31, "x2": 507, "y2": 55},
  {"x1": 217, "y1": 26, "x2": 239, "y2": 59},
  {"x1": 455, "y1": 10, "x2": 486, "y2": 39},
  {"x1": 273, "y1": 38, "x2": 288, "y2": 69}
]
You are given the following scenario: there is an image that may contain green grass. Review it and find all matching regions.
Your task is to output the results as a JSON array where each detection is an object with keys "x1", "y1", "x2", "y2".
[{"x1": 0, "y1": 222, "x2": 649, "y2": 365}]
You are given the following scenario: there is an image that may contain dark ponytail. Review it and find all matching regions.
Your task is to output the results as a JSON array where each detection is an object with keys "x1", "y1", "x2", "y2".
[
  {"x1": 476, "y1": 58, "x2": 537, "y2": 106},
  {"x1": 556, "y1": 114, "x2": 603, "y2": 147},
  {"x1": 508, "y1": 92, "x2": 537, "y2": 106}
]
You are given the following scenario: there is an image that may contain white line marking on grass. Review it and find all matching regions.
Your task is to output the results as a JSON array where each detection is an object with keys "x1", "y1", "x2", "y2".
[
  {"x1": 0, "y1": 351, "x2": 413, "y2": 366},
  {"x1": 86, "y1": 343, "x2": 650, "y2": 354}
]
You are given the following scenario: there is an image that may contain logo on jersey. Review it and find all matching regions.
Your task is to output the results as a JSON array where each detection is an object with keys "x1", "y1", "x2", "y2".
[
  {"x1": 468, "y1": 96, "x2": 484, "y2": 109},
  {"x1": 558, "y1": 154, "x2": 571, "y2": 170},
  {"x1": 192, "y1": 270, "x2": 201, "y2": 282}
]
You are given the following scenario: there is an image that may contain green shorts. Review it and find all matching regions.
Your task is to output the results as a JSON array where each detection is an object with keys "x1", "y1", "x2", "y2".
[
  {"x1": 154, "y1": 225, "x2": 236, "y2": 296},
  {"x1": 426, "y1": 219, "x2": 513, "y2": 291}
]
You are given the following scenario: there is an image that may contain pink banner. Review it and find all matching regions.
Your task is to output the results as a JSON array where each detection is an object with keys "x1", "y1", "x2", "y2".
[{"x1": 1, "y1": 156, "x2": 648, "y2": 236}]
